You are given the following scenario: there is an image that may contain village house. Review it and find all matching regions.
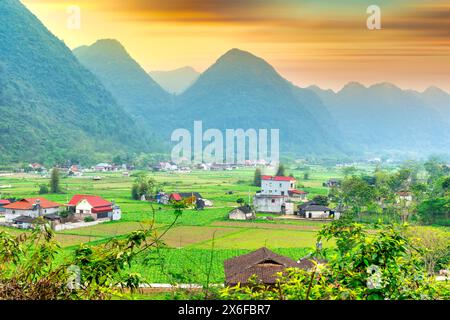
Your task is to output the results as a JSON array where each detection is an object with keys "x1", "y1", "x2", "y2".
[
  {"x1": 165, "y1": 192, "x2": 213, "y2": 208},
  {"x1": 0, "y1": 199, "x2": 11, "y2": 213},
  {"x1": 229, "y1": 205, "x2": 256, "y2": 221},
  {"x1": 156, "y1": 192, "x2": 169, "y2": 204},
  {"x1": 396, "y1": 191, "x2": 413, "y2": 204},
  {"x1": 3, "y1": 198, "x2": 62, "y2": 225},
  {"x1": 67, "y1": 195, "x2": 121, "y2": 221},
  {"x1": 68, "y1": 165, "x2": 82, "y2": 176},
  {"x1": 288, "y1": 189, "x2": 309, "y2": 201},
  {"x1": 224, "y1": 247, "x2": 320, "y2": 286},
  {"x1": 325, "y1": 178, "x2": 341, "y2": 188},
  {"x1": 298, "y1": 203, "x2": 333, "y2": 219},
  {"x1": 253, "y1": 176, "x2": 308, "y2": 215},
  {"x1": 94, "y1": 163, "x2": 119, "y2": 172},
  {"x1": 29, "y1": 163, "x2": 45, "y2": 172},
  {"x1": 152, "y1": 162, "x2": 178, "y2": 172}
]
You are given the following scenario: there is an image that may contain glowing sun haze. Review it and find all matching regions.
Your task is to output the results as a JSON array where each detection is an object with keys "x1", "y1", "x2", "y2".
[{"x1": 21, "y1": 0, "x2": 450, "y2": 92}]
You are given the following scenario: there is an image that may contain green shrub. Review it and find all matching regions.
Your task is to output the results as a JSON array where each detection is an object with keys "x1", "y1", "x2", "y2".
[
  {"x1": 38, "y1": 184, "x2": 49, "y2": 194},
  {"x1": 84, "y1": 216, "x2": 95, "y2": 222}
]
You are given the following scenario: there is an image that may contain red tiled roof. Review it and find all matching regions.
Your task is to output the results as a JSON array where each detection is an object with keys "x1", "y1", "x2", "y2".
[
  {"x1": 0, "y1": 199, "x2": 11, "y2": 205},
  {"x1": 3, "y1": 198, "x2": 62, "y2": 210},
  {"x1": 169, "y1": 193, "x2": 182, "y2": 201},
  {"x1": 91, "y1": 206, "x2": 113, "y2": 213},
  {"x1": 67, "y1": 195, "x2": 112, "y2": 208},
  {"x1": 261, "y1": 176, "x2": 296, "y2": 182},
  {"x1": 289, "y1": 189, "x2": 308, "y2": 195}
]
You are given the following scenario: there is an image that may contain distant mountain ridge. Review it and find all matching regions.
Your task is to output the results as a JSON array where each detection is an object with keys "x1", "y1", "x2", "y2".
[
  {"x1": 0, "y1": 0, "x2": 150, "y2": 164},
  {"x1": 307, "y1": 82, "x2": 450, "y2": 155},
  {"x1": 73, "y1": 39, "x2": 171, "y2": 135},
  {"x1": 174, "y1": 49, "x2": 346, "y2": 156},
  {"x1": 149, "y1": 67, "x2": 200, "y2": 95}
]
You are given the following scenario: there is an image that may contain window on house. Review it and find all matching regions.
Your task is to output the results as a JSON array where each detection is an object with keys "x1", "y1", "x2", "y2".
[{"x1": 271, "y1": 199, "x2": 275, "y2": 203}]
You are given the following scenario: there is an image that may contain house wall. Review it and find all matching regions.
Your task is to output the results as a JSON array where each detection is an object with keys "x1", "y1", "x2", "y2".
[
  {"x1": 290, "y1": 194, "x2": 307, "y2": 201},
  {"x1": 229, "y1": 210, "x2": 247, "y2": 220},
  {"x1": 112, "y1": 207, "x2": 121, "y2": 221},
  {"x1": 75, "y1": 199, "x2": 93, "y2": 215},
  {"x1": 261, "y1": 180, "x2": 294, "y2": 196},
  {"x1": 254, "y1": 197, "x2": 294, "y2": 214},
  {"x1": 5, "y1": 207, "x2": 59, "y2": 222},
  {"x1": 305, "y1": 210, "x2": 330, "y2": 219}
]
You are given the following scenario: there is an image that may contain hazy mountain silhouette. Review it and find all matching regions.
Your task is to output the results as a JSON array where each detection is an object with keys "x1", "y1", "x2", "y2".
[
  {"x1": 419, "y1": 86, "x2": 450, "y2": 125},
  {"x1": 73, "y1": 39, "x2": 172, "y2": 135},
  {"x1": 308, "y1": 82, "x2": 450, "y2": 155},
  {"x1": 150, "y1": 67, "x2": 200, "y2": 95}
]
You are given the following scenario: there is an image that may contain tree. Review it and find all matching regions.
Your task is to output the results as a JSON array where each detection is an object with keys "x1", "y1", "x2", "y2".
[
  {"x1": 441, "y1": 176, "x2": 450, "y2": 192},
  {"x1": 303, "y1": 173, "x2": 310, "y2": 180},
  {"x1": 424, "y1": 157, "x2": 446, "y2": 182},
  {"x1": 50, "y1": 168, "x2": 61, "y2": 194},
  {"x1": 340, "y1": 176, "x2": 376, "y2": 214},
  {"x1": 406, "y1": 227, "x2": 450, "y2": 274},
  {"x1": 131, "y1": 174, "x2": 157, "y2": 200},
  {"x1": 342, "y1": 166, "x2": 357, "y2": 177},
  {"x1": 312, "y1": 195, "x2": 328, "y2": 206},
  {"x1": 276, "y1": 163, "x2": 286, "y2": 177},
  {"x1": 253, "y1": 168, "x2": 262, "y2": 187},
  {"x1": 417, "y1": 197, "x2": 449, "y2": 224}
]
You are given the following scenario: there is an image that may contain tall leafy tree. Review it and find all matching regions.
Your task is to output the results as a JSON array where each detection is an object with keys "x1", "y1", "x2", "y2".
[
  {"x1": 276, "y1": 163, "x2": 286, "y2": 177},
  {"x1": 50, "y1": 168, "x2": 61, "y2": 194},
  {"x1": 253, "y1": 168, "x2": 262, "y2": 186}
]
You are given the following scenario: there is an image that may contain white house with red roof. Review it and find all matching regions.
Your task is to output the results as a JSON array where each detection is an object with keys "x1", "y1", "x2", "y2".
[
  {"x1": 3, "y1": 198, "x2": 62, "y2": 224},
  {"x1": 67, "y1": 195, "x2": 121, "y2": 221},
  {"x1": 253, "y1": 176, "x2": 308, "y2": 215}
]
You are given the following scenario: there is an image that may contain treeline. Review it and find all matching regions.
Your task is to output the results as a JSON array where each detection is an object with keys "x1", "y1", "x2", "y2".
[{"x1": 329, "y1": 157, "x2": 450, "y2": 225}]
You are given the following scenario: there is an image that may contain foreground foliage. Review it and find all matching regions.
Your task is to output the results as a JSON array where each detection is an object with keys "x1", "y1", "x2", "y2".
[
  {"x1": 221, "y1": 221, "x2": 449, "y2": 300},
  {"x1": 0, "y1": 206, "x2": 182, "y2": 300}
]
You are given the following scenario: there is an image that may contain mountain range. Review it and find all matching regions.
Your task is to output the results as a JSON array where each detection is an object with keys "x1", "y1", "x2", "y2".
[
  {"x1": 308, "y1": 83, "x2": 450, "y2": 156},
  {"x1": 0, "y1": 0, "x2": 151, "y2": 165},
  {"x1": 1, "y1": 0, "x2": 449, "y2": 164}
]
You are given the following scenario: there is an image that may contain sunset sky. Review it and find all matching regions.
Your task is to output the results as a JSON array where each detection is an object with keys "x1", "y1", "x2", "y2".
[{"x1": 21, "y1": 0, "x2": 450, "y2": 92}]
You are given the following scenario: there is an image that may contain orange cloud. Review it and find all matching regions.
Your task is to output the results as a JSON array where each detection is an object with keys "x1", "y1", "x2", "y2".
[{"x1": 20, "y1": 0, "x2": 450, "y2": 92}]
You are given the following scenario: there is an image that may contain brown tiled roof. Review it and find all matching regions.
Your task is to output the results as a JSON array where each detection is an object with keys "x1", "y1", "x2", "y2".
[{"x1": 224, "y1": 247, "x2": 300, "y2": 286}]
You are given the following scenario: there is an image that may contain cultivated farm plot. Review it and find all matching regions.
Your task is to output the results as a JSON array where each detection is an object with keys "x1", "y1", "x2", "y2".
[
  {"x1": 0, "y1": 226, "x2": 29, "y2": 237},
  {"x1": 158, "y1": 226, "x2": 242, "y2": 248},
  {"x1": 59, "y1": 221, "x2": 160, "y2": 238},
  {"x1": 193, "y1": 228, "x2": 333, "y2": 250},
  {"x1": 211, "y1": 220, "x2": 326, "y2": 230},
  {"x1": 54, "y1": 234, "x2": 102, "y2": 247},
  {"x1": 0, "y1": 226, "x2": 101, "y2": 248}
]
